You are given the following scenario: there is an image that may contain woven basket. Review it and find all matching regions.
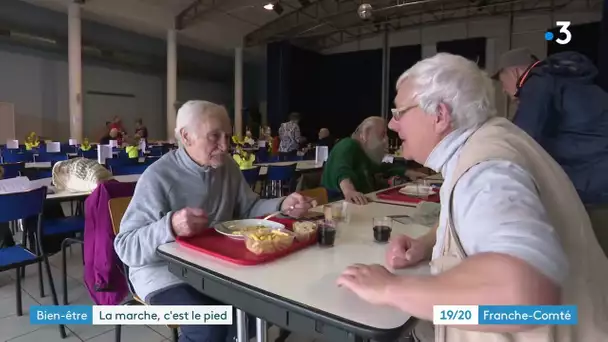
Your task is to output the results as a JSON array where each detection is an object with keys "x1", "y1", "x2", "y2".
[{"x1": 52, "y1": 158, "x2": 114, "y2": 192}]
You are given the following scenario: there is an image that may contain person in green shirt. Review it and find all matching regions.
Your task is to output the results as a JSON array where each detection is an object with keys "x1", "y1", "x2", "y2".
[{"x1": 322, "y1": 116, "x2": 424, "y2": 204}]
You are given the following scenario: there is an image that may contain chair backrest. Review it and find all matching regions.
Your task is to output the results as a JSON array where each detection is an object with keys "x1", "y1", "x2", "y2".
[
  {"x1": 36, "y1": 153, "x2": 68, "y2": 163},
  {"x1": 80, "y1": 150, "x2": 97, "y2": 159},
  {"x1": 112, "y1": 164, "x2": 148, "y2": 176},
  {"x1": 0, "y1": 162, "x2": 25, "y2": 179},
  {"x1": 0, "y1": 187, "x2": 46, "y2": 223},
  {"x1": 266, "y1": 163, "x2": 297, "y2": 181},
  {"x1": 108, "y1": 196, "x2": 132, "y2": 235},
  {"x1": 241, "y1": 166, "x2": 260, "y2": 186},
  {"x1": 299, "y1": 187, "x2": 329, "y2": 205},
  {"x1": 2, "y1": 152, "x2": 32, "y2": 163},
  {"x1": 107, "y1": 157, "x2": 138, "y2": 167}
]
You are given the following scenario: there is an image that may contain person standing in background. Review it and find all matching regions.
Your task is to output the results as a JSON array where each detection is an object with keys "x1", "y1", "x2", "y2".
[
  {"x1": 110, "y1": 116, "x2": 126, "y2": 145},
  {"x1": 135, "y1": 118, "x2": 148, "y2": 143},
  {"x1": 495, "y1": 48, "x2": 608, "y2": 256},
  {"x1": 278, "y1": 112, "x2": 302, "y2": 160}
]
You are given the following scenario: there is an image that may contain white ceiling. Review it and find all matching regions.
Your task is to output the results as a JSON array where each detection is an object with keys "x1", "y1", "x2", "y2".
[{"x1": 20, "y1": 0, "x2": 299, "y2": 59}]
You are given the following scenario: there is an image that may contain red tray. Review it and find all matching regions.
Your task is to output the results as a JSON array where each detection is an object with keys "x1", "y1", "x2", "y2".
[
  {"x1": 176, "y1": 218, "x2": 316, "y2": 266},
  {"x1": 376, "y1": 185, "x2": 440, "y2": 204}
]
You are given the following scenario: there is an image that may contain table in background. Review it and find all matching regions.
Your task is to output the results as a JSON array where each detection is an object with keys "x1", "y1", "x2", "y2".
[
  {"x1": 157, "y1": 201, "x2": 431, "y2": 342},
  {"x1": 254, "y1": 160, "x2": 323, "y2": 176},
  {"x1": 34, "y1": 174, "x2": 141, "y2": 201}
]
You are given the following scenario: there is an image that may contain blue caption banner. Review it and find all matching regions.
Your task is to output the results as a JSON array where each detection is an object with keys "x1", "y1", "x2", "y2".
[
  {"x1": 478, "y1": 305, "x2": 578, "y2": 325},
  {"x1": 30, "y1": 306, "x2": 93, "y2": 325}
]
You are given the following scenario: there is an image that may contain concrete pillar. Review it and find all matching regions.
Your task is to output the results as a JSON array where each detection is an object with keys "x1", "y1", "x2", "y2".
[
  {"x1": 234, "y1": 46, "x2": 243, "y2": 137},
  {"x1": 68, "y1": 2, "x2": 83, "y2": 141},
  {"x1": 167, "y1": 29, "x2": 177, "y2": 141}
]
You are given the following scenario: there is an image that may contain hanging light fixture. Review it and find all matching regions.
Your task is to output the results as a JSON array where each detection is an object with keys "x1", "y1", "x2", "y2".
[{"x1": 263, "y1": 1, "x2": 283, "y2": 14}]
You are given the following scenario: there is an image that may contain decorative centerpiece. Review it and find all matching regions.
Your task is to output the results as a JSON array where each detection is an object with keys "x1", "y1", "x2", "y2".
[
  {"x1": 232, "y1": 136, "x2": 255, "y2": 169},
  {"x1": 25, "y1": 132, "x2": 40, "y2": 150},
  {"x1": 52, "y1": 157, "x2": 114, "y2": 192},
  {"x1": 80, "y1": 138, "x2": 92, "y2": 151}
]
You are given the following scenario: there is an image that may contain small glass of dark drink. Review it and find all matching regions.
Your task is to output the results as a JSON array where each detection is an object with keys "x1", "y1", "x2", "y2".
[
  {"x1": 317, "y1": 220, "x2": 337, "y2": 247},
  {"x1": 373, "y1": 217, "x2": 392, "y2": 243}
]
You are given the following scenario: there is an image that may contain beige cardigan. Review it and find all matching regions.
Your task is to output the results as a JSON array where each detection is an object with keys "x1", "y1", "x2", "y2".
[{"x1": 430, "y1": 117, "x2": 608, "y2": 342}]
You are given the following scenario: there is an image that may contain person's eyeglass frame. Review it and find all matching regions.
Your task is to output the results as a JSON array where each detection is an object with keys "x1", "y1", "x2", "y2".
[{"x1": 390, "y1": 104, "x2": 418, "y2": 121}]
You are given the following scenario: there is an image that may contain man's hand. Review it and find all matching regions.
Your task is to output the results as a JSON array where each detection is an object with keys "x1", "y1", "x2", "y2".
[
  {"x1": 336, "y1": 264, "x2": 395, "y2": 305},
  {"x1": 344, "y1": 190, "x2": 368, "y2": 205},
  {"x1": 171, "y1": 208, "x2": 208, "y2": 237},
  {"x1": 386, "y1": 234, "x2": 431, "y2": 269},
  {"x1": 281, "y1": 193, "x2": 315, "y2": 218}
]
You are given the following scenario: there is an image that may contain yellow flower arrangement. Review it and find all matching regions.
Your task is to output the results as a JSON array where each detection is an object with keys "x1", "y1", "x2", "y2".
[
  {"x1": 231, "y1": 135, "x2": 256, "y2": 169},
  {"x1": 80, "y1": 138, "x2": 92, "y2": 151},
  {"x1": 25, "y1": 132, "x2": 40, "y2": 150},
  {"x1": 124, "y1": 134, "x2": 141, "y2": 158}
]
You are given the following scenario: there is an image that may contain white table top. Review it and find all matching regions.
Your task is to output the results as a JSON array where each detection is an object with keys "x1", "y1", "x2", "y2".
[
  {"x1": 38, "y1": 174, "x2": 141, "y2": 200},
  {"x1": 158, "y1": 201, "x2": 431, "y2": 330},
  {"x1": 26, "y1": 157, "x2": 147, "y2": 169}
]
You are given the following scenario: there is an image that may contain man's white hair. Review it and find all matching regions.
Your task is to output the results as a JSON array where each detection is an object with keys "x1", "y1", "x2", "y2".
[
  {"x1": 352, "y1": 116, "x2": 385, "y2": 139},
  {"x1": 396, "y1": 53, "x2": 497, "y2": 130},
  {"x1": 174, "y1": 100, "x2": 227, "y2": 144}
]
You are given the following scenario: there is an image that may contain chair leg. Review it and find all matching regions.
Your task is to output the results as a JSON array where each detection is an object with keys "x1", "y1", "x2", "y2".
[
  {"x1": 31, "y1": 233, "x2": 45, "y2": 298},
  {"x1": 115, "y1": 325, "x2": 122, "y2": 342},
  {"x1": 15, "y1": 268, "x2": 22, "y2": 316},
  {"x1": 61, "y1": 239, "x2": 69, "y2": 305},
  {"x1": 171, "y1": 327, "x2": 179, "y2": 342},
  {"x1": 43, "y1": 253, "x2": 66, "y2": 338}
]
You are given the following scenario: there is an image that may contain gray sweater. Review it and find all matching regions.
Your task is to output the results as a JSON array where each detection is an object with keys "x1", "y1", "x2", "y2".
[{"x1": 114, "y1": 148, "x2": 283, "y2": 301}]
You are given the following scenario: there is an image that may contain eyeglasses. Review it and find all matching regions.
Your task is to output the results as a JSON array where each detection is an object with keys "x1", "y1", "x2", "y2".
[{"x1": 390, "y1": 104, "x2": 418, "y2": 121}]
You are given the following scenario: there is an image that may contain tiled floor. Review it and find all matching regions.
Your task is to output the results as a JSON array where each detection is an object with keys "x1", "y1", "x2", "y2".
[{"x1": 0, "y1": 241, "x2": 315, "y2": 342}]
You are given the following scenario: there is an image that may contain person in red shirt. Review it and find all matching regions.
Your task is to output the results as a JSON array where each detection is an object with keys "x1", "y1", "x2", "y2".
[{"x1": 109, "y1": 116, "x2": 126, "y2": 145}]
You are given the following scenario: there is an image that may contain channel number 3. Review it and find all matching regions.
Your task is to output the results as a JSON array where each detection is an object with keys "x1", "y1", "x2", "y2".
[{"x1": 556, "y1": 21, "x2": 572, "y2": 45}]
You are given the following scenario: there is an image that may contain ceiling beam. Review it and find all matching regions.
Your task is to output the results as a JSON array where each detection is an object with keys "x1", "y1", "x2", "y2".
[
  {"x1": 175, "y1": 0, "x2": 219, "y2": 30},
  {"x1": 244, "y1": 0, "x2": 358, "y2": 47},
  {"x1": 306, "y1": 0, "x2": 577, "y2": 50}
]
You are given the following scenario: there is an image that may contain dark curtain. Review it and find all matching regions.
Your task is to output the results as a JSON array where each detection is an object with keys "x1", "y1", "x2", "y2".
[
  {"x1": 599, "y1": 1, "x2": 608, "y2": 91},
  {"x1": 266, "y1": 43, "x2": 421, "y2": 141},
  {"x1": 319, "y1": 49, "x2": 383, "y2": 139},
  {"x1": 547, "y1": 22, "x2": 600, "y2": 66},
  {"x1": 288, "y1": 46, "x2": 323, "y2": 141},
  {"x1": 266, "y1": 42, "x2": 292, "y2": 133},
  {"x1": 436, "y1": 37, "x2": 487, "y2": 69},
  {"x1": 388, "y1": 45, "x2": 423, "y2": 141}
]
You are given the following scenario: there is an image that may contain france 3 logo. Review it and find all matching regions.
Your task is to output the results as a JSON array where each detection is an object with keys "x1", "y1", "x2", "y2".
[{"x1": 545, "y1": 21, "x2": 572, "y2": 45}]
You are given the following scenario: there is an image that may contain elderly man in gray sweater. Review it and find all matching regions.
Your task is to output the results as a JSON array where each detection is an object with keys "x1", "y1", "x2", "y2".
[{"x1": 114, "y1": 100, "x2": 313, "y2": 342}]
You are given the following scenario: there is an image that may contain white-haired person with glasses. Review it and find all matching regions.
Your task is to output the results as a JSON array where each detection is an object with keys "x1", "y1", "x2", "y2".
[
  {"x1": 320, "y1": 116, "x2": 427, "y2": 204},
  {"x1": 336, "y1": 53, "x2": 608, "y2": 342}
]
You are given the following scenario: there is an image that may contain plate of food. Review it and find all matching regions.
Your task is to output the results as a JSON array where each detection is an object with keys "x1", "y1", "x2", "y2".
[{"x1": 213, "y1": 219, "x2": 286, "y2": 240}]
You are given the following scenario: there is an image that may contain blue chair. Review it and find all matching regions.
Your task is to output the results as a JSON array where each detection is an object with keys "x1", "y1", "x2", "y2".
[
  {"x1": 0, "y1": 187, "x2": 66, "y2": 338},
  {"x1": 0, "y1": 162, "x2": 25, "y2": 178},
  {"x1": 143, "y1": 156, "x2": 160, "y2": 165},
  {"x1": 112, "y1": 164, "x2": 149, "y2": 176},
  {"x1": 107, "y1": 158, "x2": 138, "y2": 170},
  {"x1": 35, "y1": 153, "x2": 68, "y2": 163},
  {"x1": 2, "y1": 152, "x2": 32, "y2": 163},
  {"x1": 80, "y1": 149, "x2": 97, "y2": 159},
  {"x1": 241, "y1": 167, "x2": 260, "y2": 190},
  {"x1": 263, "y1": 164, "x2": 297, "y2": 198},
  {"x1": 149, "y1": 146, "x2": 163, "y2": 157}
]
